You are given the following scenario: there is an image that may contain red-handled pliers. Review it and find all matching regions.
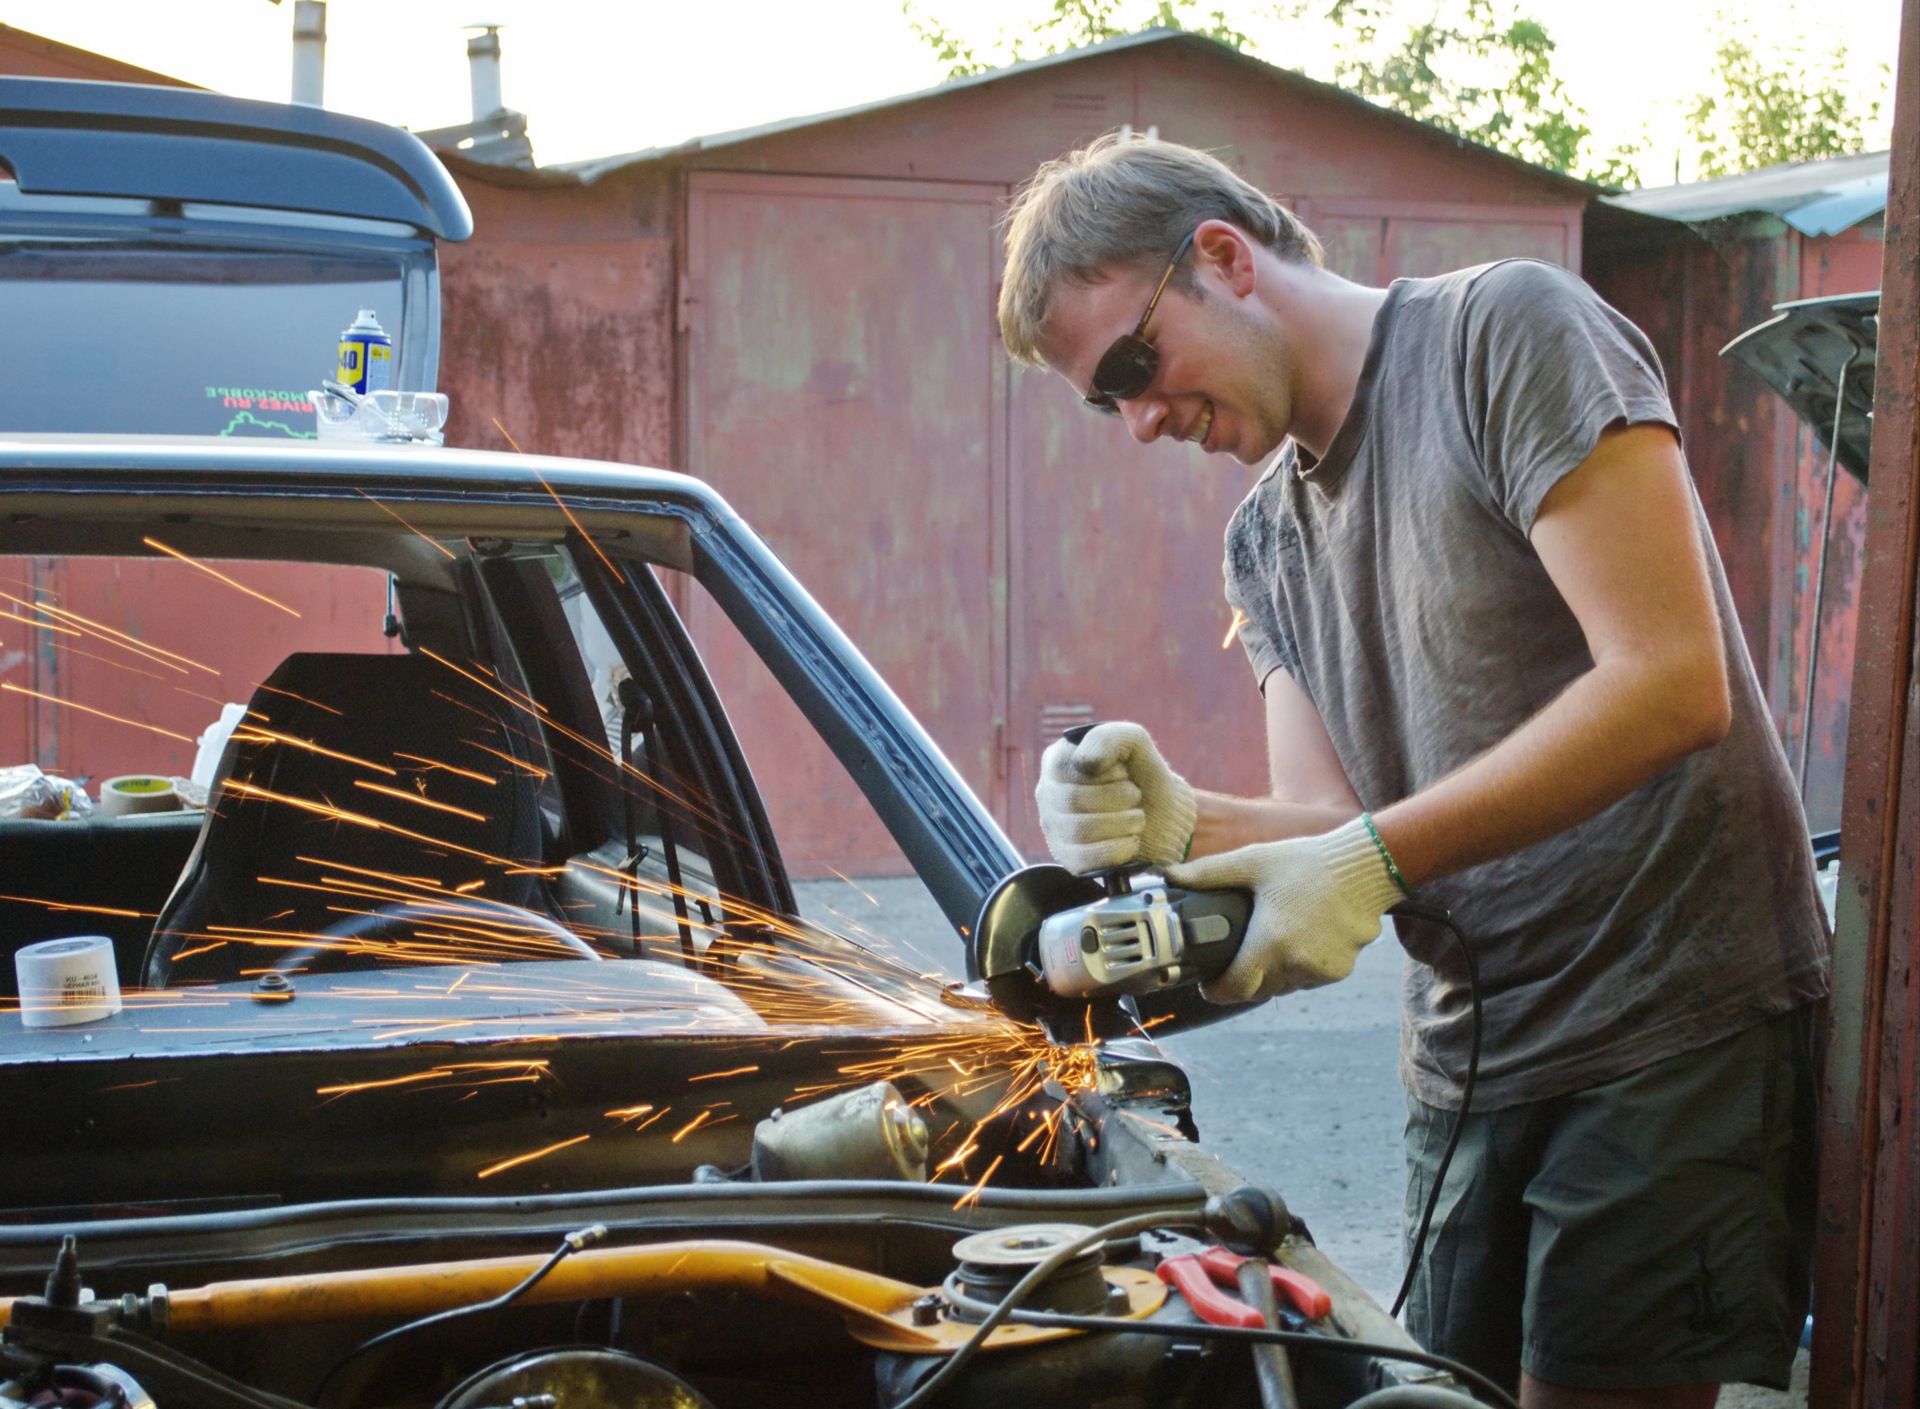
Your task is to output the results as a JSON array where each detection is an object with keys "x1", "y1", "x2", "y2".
[{"x1": 1155, "y1": 1245, "x2": 1333, "y2": 1325}]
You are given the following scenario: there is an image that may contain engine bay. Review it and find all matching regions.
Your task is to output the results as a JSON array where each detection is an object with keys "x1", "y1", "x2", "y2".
[{"x1": 0, "y1": 1173, "x2": 1461, "y2": 1409}]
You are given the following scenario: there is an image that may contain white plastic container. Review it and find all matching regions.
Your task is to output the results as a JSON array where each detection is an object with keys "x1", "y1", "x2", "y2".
[
  {"x1": 190, "y1": 702, "x2": 250, "y2": 789},
  {"x1": 15, "y1": 935, "x2": 122, "y2": 1027}
]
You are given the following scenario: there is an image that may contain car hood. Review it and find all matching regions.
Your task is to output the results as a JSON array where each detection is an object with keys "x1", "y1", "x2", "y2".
[{"x1": 1722, "y1": 290, "x2": 1878, "y2": 481}]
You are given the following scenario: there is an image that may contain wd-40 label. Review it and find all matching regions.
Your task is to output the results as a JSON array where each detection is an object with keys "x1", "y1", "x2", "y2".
[{"x1": 337, "y1": 309, "x2": 394, "y2": 395}]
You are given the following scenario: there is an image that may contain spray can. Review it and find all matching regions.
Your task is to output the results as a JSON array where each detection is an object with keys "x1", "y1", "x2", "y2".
[{"x1": 336, "y1": 309, "x2": 394, "y2": 395}]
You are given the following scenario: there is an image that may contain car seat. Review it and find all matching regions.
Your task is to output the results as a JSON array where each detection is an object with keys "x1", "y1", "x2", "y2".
[{"x1": 145, "y1": 652, "x2": 571, "y2": 985}]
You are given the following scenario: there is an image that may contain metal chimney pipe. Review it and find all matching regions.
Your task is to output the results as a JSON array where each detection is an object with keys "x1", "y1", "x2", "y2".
[
  {"x1": 290, "y1": 0, "x2": 326, "y2": 107},
  {"x1": 465, "y1": 25, "x2": 504, "y2": 122}
]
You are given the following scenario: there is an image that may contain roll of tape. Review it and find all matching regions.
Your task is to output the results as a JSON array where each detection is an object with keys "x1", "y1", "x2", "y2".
[
  {"x1": 99, "y1": 775, "x2": 180, "y2": 818},
  {"x1": 15, "y1": 935, "x2": 122, "y2": 1028}
]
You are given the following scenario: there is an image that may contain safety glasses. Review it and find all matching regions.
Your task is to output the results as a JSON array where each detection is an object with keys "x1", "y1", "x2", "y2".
[{"x1": 1083, "y1": 230, "x2": 1197, "y2": 415}]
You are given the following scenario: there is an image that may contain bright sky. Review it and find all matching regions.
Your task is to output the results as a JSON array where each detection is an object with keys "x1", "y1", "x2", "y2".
[{"x1": 0, "y1": 0, "x2": 1899, "y2": 184}]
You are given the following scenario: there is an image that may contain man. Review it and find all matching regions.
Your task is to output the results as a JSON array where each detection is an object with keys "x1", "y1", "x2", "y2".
[{"x1": 1000, "y1": 135, "x2": 1828, "y2": 1408}]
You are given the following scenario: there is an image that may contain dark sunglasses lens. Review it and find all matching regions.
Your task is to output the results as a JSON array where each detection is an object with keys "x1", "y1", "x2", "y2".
[{"x1": 1091, "y1": 336, "x2": 1158, "y2": 403}]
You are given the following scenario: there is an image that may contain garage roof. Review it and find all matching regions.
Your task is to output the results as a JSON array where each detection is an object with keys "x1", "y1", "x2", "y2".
[
  {"x1": 549, "y1": 27, "x2": 1599, "y2": 198},
  {"x1": 1604, "y1": 149, "x2": 1888, "y2": 237}
]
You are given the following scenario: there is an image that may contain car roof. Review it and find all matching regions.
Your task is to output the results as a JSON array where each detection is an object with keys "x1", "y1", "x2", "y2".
[
  {"x1": 0, "y1": 76, "x2": 472, "y2": 240},
  {"x1": 0, "y1": 433, "x2": 734, "y2": 516}
]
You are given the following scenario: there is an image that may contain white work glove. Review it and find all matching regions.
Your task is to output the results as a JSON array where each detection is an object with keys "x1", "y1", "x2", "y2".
[
  {"x1": 1165, "y1": 817, "x2": 1405, "y2": 1003},
  {"x1": 1034, "y1": 722, "x2": 1198, "y2": 875}
]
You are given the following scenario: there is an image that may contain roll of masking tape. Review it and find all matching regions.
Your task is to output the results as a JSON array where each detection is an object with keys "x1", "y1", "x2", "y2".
[
  {"x1": 15, "y1": 935, "x2": 122, "y2": 1028},
  {"x1": 98, "y1": 775, "x2": 180, "y2": 818}
]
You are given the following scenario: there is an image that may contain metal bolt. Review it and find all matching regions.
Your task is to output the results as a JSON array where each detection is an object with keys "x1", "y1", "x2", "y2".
[
  {"x1": 146, "y1": 1284, "x2": 170, "y2": 1334},
  {"x1": 251, "y1": 971, "x2": 295, "y2": 1004},
  {"x1": 910, "y1": 1293, "x2": 944, "y2": 1325}
]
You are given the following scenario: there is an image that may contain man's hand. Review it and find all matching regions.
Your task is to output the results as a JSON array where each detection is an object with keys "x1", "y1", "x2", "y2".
[
  {"x1": 1165, "y1": 818, "x2": 1403, "y2": 1002},
  {"x1": 1035, "y1": 722, "x2": 1197, "y2": 874}
]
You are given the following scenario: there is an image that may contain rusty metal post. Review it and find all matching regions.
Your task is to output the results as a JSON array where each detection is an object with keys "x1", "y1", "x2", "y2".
[{"x1": 1812, "y1": 0, "x2": 1920, "y2": 1404}]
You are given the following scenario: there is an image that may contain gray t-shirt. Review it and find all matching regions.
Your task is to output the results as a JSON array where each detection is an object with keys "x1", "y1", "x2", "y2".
[{"x1": 1223, "y1": 259, "x2": 1830, "y2": 1111}]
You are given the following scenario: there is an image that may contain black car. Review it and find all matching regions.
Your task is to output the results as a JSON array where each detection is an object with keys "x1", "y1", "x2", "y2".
[{"x1": 0, "y1": 77, "x2": 1471, "y2": 1409}]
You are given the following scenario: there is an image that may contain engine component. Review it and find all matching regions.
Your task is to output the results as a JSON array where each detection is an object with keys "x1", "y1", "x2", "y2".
[
  {"x1": 0, "y1": 1238, "x2": 1161, "y2": 1357},
  {"x1": 942, "y1": 1225, "x2": 1126, "y2": 1321},
  {"x1": 437, "y1": 1349, "x2": 715, "y2": 1409},
  {"x1": 751, "y1": 1081, "x2": 930, "y2": 1182},
  {"x1": 0, "y1": 1364, "x2": 156, "y2": 1409}
]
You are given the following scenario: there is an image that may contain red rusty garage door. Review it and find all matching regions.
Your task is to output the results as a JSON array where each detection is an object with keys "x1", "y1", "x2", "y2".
[{"x1": 682, "y1": 173, "x2": 1009, "y2": 876}]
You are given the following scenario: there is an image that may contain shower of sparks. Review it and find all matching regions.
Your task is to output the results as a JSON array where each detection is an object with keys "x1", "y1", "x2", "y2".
[
  {"x1": 29, "y1": 600, "x2": 1115, "y2": 1213},
  {"x1": 491, "y1": 417, "x2": 628, "y2": 587},
  {"x1": 354, "y1": 488, "x2": 458, "y2": 559},
  {"x1": 687, "y1": 1064, "x2": 760, "y2": 1082},
  {"x1": 0, "y1": 590, "x2": 215, "y2": 673},
  {"x1": 142, "y1": 538, "x2": 302, "y2": 617},
  {"x1": 0, "y1": 683, "x2": 195, "y2": 742},
  {"x1": 352, "y1": 779, "x2": 491, "y2": 823},
  {"x1": 1222, "y1": 608, "x2": 1249, "y2": 649},
  {"x1": 56, "y1": 641, "x2": 166, "y2": 679},
  {"x1": 317, "y1": 1060, "x2": 550, "y2": 1100},
  {"x1": 476, "y1": 1133, "x2": 591, "y2": 1179},
  {"x1": 954, "y1": 1154, "x2": 1004, "y2": 1209},
  {"x1": 253, "y1": 683, "x2": 346, "y2": 716},
  {"x1": 462, "y1": 737, "x2": 550, "y2": 778},
  {"x1": 0, "y1": 893, "x2": 154, "y2": 918},
  {"x1": 232, "y1": 726, "x2": 398, "y2": 775},
  {"x1": 670, "y1": 1110, "x2": 714, "y2": 1143},
  {"x1": 395, "y1": 752, "x2": 496, "y2": 785},
  {"x1": 420, "y1": 648, "x2": 550, "y2": 717},
  {"x1": 3, "y1": 605, "x2": 79, "y2": 637},
  {"x1": 822, "y1": 865, "x2": 880, "y2": 907}
]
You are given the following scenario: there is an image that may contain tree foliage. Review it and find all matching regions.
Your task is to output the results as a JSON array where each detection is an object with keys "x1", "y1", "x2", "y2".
[
  {"x1": 904, "y1": 0, "x2": 1251, "y2": 81},
  {"x1": 1686, "y1": 15, "x2": 1884, "y2": 178},
  {"x1": 1317, "y1": 0, "x2": 1638, "y2": 183}
]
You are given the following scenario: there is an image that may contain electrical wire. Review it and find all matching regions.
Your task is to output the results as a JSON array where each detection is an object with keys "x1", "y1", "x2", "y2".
[
  {"x1": 309, "y1": 1224, "x2": 607, "y2": 1408},
  {"x1": 1387, "y1": 902, "x2": 1481, "y2": 1322}
]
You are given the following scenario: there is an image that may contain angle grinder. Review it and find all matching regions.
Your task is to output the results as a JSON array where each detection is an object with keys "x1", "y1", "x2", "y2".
[{"x1": 967, "y1": 726, "x2": 1253, "y2": 1034}]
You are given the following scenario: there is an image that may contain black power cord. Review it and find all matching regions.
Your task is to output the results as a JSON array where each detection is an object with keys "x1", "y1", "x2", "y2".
[
  {"x1": 309, "y1": 1224, "x2": 606, "y2": 1408},
  {"x1": 1386, "y1": 901, "x2": 1481, "y2": 1322}
]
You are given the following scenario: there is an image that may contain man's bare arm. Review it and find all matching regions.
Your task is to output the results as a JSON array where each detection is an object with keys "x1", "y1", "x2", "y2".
[
  {"x1": 1191, "y1": 664, "x2": 1363, "y2": 856},
  {"x1": 1371, "y1": 423, "x2": 1731, "y2": 887}
]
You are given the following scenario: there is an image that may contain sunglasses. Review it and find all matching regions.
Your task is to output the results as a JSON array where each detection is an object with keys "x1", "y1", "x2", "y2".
[{"x1": 1083, "y1": 229, "x2": 1197, "y2": 415}]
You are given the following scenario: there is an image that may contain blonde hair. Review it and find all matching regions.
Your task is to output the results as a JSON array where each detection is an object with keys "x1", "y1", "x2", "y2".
[{"x1": 998, "y1": 134, "x2": 1323, "y2": 366}]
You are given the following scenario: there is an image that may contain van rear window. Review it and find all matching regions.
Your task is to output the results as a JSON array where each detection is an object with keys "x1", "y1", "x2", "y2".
[{"x1": 0, "y1": 244, "x2": 408, "y2": 439}]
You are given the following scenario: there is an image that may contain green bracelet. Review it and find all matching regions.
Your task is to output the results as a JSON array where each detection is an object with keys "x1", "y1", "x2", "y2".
[
  {"x1": 1182, "y1": 832, "x2": 1194, "y2": 863},
  {"x1": 1361, "y1": 812, "x2": 1414, "y2": 899}
]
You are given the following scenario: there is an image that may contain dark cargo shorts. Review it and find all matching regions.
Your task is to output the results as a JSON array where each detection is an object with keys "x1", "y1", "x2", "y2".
[{"x1": 1401, "y1": 1007, "x2": 1817, "y2": 1394}]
